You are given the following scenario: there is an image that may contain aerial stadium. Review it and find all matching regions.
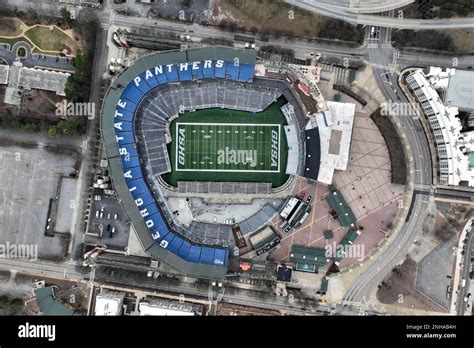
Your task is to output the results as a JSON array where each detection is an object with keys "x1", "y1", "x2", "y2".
[{"x1": 100, "y1": 47, "x2": 321, "y2": 279}]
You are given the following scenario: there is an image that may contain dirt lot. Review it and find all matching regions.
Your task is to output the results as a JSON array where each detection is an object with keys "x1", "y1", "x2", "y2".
[
  {"x1": 376, "y1": 257, "x2": 445, "y2": 312},
  {"x1": 444, "y1": 29, "x2": 474, "y2": 54},
  {"x1": 0, "y1": 17, "x2": 23, "y2": 37},
  {"x1": 214, "y1": 0, "x2": 327, "y2": 37},
  {"x1": 433, "y1": 203, "x2": 474, "y2": 243}
]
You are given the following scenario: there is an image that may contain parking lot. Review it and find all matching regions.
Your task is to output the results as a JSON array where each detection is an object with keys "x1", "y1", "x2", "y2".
[
  {"x1": 0, "y1": 143, "x2": 78, "y2": 259},
  {"x1": 87, "y1": 192, "x2": 130, "y2": 251}
]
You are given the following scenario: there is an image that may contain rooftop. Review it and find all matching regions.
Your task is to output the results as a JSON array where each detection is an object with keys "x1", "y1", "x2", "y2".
[
  {"x1": 445, "y1": 69, "x2": 474, "y2": 111},
  {"x1": 290, "y1": 245, "x2": 328, "y2": 273},
  {"x1": 35, "y1": 286, "x2": 74, "y2": 316}
]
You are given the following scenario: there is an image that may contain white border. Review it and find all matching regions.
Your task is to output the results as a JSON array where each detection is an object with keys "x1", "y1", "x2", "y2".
[{"x1": 175, "y1": 122, "x2": 281, "y2": 173}]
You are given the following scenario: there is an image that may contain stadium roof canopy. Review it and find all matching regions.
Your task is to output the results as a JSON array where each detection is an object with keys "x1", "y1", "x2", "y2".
[
  {"x1": 303, "y1": 128, "x2": 321, "y2": 181},
  {"x1": 290, "y1": 245, "x2": 328, "y2": 273},
  {"x1": 327, "y1": 186, "x2": 356, "y2": 227}
]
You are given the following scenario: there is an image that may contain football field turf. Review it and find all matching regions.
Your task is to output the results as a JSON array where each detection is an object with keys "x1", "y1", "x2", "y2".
[
  {"x1": 175, "y1": 122, "x2": 281, "y2": 173},
  {"x1": 164, "y1": 96, "x2": 289, "y2": 188}
]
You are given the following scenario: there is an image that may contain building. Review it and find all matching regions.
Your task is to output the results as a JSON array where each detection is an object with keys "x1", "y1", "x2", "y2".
[
  {"x1": 333, "y1": 228, "x2": 362, "y2": 263},
  {"x1": 312, "y1": 101, "x2": 355, "y2": 184},
  {"x1": 0, "y1": 62, "x2": 70, "y2": 105},
  {"x1": 279, "y1": 195, "x2": 312, "y2": 231},
  {"x1": 289, "y1": 245, "x2": 329, "y2": 273},
  {"x1": 276, "y1": 264, "x2": 293, "y2": 282},
  {"x1": 248, "y1": 226, "x2": 280, "y2": 256},
  {"x1": 138, "y1": 297, "x2": 203, "y2": 316},
  {"x1": 79, "y1": 0, "x2": 101, "y2": 7},
  {"x1": 327, "y1": 186, "x2": 356, "y2": 227},
  {"x1": 406, "y1": 67, "x2": 474, "y2": 186},
  {"x1": 444, "y1": 69, "x2": 474, "y2": 112},
  {"x1": 94, "y1": 291, "x2": 125, "y2": 316},
  {"x1": 34, "y1": 286, "x2": 74, "y2": 316}
]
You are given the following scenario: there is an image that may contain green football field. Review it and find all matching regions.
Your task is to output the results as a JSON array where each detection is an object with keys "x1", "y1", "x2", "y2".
[
  {"x1": 175, "y1": 122, "x2": 281, "y2": 173},
  {"x1": 164, "y1": 96, "x2": 289, "y2": 188}
]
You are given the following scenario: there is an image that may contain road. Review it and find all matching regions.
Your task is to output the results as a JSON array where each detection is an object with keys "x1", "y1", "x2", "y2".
[
  {"x1": 341, "y1": 22, "x2": 433, "y2": 309},
  {"x1": 456, "y1": 222, "x2": 473, "y2": 315},
  {"x1": 285, "y1": 0, "x2": 474, "y2": 29},
  {"x1": 293, "y1": 0, "x2": 415, "y2": 14}
]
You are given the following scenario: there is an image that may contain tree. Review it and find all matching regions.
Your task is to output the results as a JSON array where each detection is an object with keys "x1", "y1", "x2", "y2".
[
  {"x1": 10, "y1": 298, "x2": 24, "y2": 308},
  {"x1": 60, "y1": 7, "x2": 73, "y2": 27},
  {"x1": 0, "y1": 295, "x2": 9, "y2": 307},
  {"x1": 48, "y1": 126, "x2": 58, "y2": 138}
]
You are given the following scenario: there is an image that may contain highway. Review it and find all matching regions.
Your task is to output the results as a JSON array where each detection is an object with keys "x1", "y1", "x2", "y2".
[
  {"x1": 285, "y1": 0, "x2": 474, "y2": 29},
  {"x1": 341, "y1": 22, "x2": 433, "y2": 309},
  {"x1": 293, "y1": 0, "x2": 415, "y2": 14}
]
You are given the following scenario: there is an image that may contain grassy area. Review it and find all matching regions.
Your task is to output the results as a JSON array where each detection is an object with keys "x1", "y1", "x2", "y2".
[
  {"x1": 218, "y1": 0, "x2": 327, "y2": 37},
  {"x1": 175, "y1": 123, "x2": 282, "y2": 172},
  {"x1": 164, "y1": 97, "x2": 289, "y2": 188},
  {"x1": 392, "y1": 30, "x2": 456, "y2": 52},
  {"x1": 24, "y1": 26, "x2": 78, "y2": 53},
  {"x1": 0, "y1": 18, "x2": 23, "y2": 36},
  {"x1": 443, "y1": 29, "x2": 474, "y2": 54},
  {"x1": 0, "y1": 36, "x2": 34, "y2": 48}
]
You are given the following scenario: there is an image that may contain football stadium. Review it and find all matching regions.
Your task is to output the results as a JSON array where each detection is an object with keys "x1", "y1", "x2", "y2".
[{"x1": 100, "y1": 47, "x2": 314, "y2": 278}]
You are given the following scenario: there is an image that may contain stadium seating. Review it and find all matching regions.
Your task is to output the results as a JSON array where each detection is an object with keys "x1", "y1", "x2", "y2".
[
  {"x1": 239, "y1": 64, "x2": 255, "y2": 82},
  {"x1": 225, "y1": 61, "x2": 239, "y2": 81},
  {"x1": 202, "y1": 61, "x2": 215, "y2": 79},
  {"x1": 165, "y1": 64, "x2": 179, "y2": 82},
  {"x1": 121, "y1": 155, "x2": 140, "y2": 170},
  {"x1": 177, "y1": 240, "x2": 192, "y2": 259},
  {"x1": 177, "y1": 63, "x2": 192, "y2": 81},
  {"x1": 114, "y1": 120, "x2": 133, "y2": 132},
  {"x1": 155, "y1": 67, "x2": 168, "y2": 84},
  {"x1": 214, "y1": 61, "x2": 226, "y2": 79},
  {"x1": 123, "y1": 166, "x2": 143, "y2": 181},
  {"x1": 115, "y1": 131, "x2": 135, "y2": 146},
  {"x1": 126, "y1": 177, "x2": 148, "y2": 196},
  {"x1": 112, "y1": 58, "x2": 262, "y2": 270}
]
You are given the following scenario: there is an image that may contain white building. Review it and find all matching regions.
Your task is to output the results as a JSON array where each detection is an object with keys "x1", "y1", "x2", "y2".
[
  {"x1": 94, "y1": 291, "x2": 125, "y2": 316},
  {"x1": 138, "y1": 297, "x2": 202, "y2": 316},
  {"x1": 406, "y1": 67, "x2": 474, "y2": 187},
  {"x1": 0, "y1": 62, "x2": 70, "y2": 105},
  {"x1": 311, "y1": 101, "x2": 355, "y2": 184}
]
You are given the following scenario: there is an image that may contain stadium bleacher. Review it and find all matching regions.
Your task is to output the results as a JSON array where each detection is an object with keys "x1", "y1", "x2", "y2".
[{"x1": 112, "y1": 58, "x2": 268, "y2": 270}]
